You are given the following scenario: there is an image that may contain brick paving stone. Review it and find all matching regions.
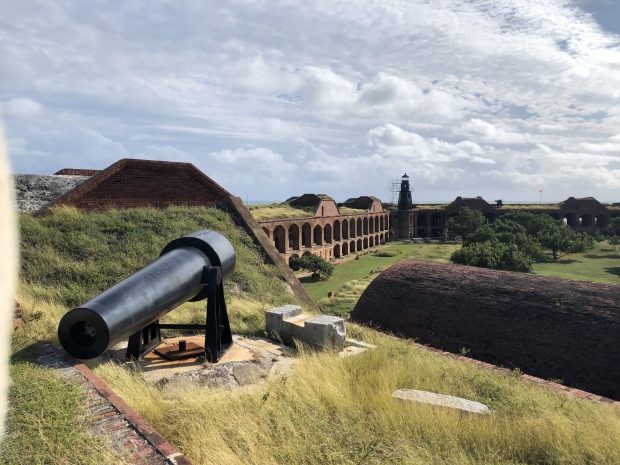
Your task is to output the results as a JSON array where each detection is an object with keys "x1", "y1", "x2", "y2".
[{"x1": 36, "y1": 343, "x2": 192, "y2": 464}]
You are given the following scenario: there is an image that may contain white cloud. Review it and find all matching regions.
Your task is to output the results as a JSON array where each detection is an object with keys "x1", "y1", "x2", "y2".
[{"x1": 2, "y1": 0, "x2": 620, "y2": 200}]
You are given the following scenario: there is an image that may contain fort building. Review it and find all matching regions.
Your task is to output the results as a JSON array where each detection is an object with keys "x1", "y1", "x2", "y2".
[
  {"x1": 389, "y1": 173, "x2": 619, "y2": 239},
  {"x1": 253, "y1": 194, "x2": 390, "y2": 267}
]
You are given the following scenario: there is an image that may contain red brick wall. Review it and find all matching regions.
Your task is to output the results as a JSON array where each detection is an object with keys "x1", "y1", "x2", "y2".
[
  {"x1": 65, "y1": 164, "x2": 228, "y2": 210},
  {"x1": 351, "y1": 260, "x2": 620, "y2": 400}
]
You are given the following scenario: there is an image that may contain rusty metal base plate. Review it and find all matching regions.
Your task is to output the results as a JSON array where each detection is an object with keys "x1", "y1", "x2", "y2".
[{"x1": 153, "y1": 341, "x2": 204, "y2": 360}]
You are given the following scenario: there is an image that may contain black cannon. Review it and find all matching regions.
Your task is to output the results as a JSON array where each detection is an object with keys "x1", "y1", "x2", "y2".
[{"x1": 58, "y1": 230, "x2": 235, "y2": 363}]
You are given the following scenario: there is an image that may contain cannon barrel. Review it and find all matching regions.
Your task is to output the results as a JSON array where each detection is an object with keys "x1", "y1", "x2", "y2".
[{"x1": 58, "y1": 230, "x2": 235, "y2": 359}]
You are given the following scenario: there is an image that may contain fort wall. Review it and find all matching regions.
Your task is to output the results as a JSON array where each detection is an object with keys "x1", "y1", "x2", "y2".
[{"x1": 351, "y1": 260, "x2": 620, "y2": 399}]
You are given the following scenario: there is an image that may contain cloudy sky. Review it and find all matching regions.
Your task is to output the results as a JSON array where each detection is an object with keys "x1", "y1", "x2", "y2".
[{"x1": 1, "y1": 0, "x2": 620, "y2": 202}]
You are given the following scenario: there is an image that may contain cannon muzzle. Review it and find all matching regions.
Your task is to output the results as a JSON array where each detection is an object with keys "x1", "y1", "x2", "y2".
[{"x1": 58, "y1": 230, "x2": 235, "y2": 361}]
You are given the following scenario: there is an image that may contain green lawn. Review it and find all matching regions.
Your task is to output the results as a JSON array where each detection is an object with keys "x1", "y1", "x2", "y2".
[
  {"x1": 302, "y1": 242, "x2": 458, "y2": 317},
  {"x1": 304, "y1": 240, "x2": 620, "y2": 318},
  {"x1": 533, "y1": 242, "x2": 620, "y2": 284}
]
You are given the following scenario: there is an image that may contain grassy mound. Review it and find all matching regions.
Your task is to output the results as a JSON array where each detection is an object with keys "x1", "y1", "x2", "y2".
[{"x1": 10, "y1": 207, "x2": 620, "y2": 465}]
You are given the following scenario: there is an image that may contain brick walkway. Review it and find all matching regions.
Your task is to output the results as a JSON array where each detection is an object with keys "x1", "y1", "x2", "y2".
[{"x1": 36, "y1": 343, "x2": 192, "y2": 465}]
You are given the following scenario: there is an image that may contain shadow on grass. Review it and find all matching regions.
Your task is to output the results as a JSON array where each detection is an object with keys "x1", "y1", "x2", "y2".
[
  {"x1": 299, "y1": 275, "x2": 322, "y2": 284},
  {"x1": 584, "y1": 253, "x2": 620, "y2": 259},
  {"x1": 549, "y1": 259, "x2": 579, "y2": 265},
  {"x1": 604, "y1": 267, "x2": 620, "y2": 278}
]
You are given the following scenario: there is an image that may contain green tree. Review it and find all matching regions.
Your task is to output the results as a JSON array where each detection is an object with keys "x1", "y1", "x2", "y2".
[
  {"x1": 609, "y1": 235, "x2": 620, "y2": 249},
  {"x1": 445, "y1": 207, "x2": 487, "y2": 239},
  {"x1": 501, "y1": 211, "x2": 557, "y2": 236},
  {"x1": 298, "y1": 254, "x2": 334, "y2": 279},
  {"x1": 537, "y1": 223, "x2": 575, "y2": 260},
  {"x1": 451, "y1": 240, "x2": 533, "y2": 272},
  {"x1": 607, "y1": 217, "x2": 620, "y2": 236}
]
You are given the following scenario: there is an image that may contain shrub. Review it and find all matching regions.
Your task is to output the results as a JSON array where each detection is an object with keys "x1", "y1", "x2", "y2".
[
  {"x1": 445, "y1": 207, "x2": 487, "y2": 239},
  {"x1": 297, "y1": 254, "x2": 334, "y2": 279}
]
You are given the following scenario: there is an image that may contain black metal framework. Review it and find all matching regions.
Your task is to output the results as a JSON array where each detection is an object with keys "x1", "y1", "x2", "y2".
[{"x1": 126, "y1": 265, "x2": 232, "y2": 363}]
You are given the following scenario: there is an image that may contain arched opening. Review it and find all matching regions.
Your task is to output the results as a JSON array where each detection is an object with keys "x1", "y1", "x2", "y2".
[
  {"x1": 302, "y1": 223, "x2": 312, "y2": 247},
  {"x1": 334, "y1": 220, "x2": 341, "y2": 241},
  {"x1": 596, "y1": 215, "x2": 608, "y2": 228},
  {"x1": 342, "y1": 242, "x2": 349, "y2": 256},
  {"x1": 375, "y1": 234, "x2": 380, "y2": 245},
  {"x1": 385, "y1": 215, "x2": 389, "y2": 230},
  {"x1": 380, "y1": 216, "x2": 384, "y2": 231},
  {"x1": 357, "y1": 238, "x2": 363, "y2": 251},
  {"x1": 357, "y1": 218, "x2": 363, "y2": 236},
  {"x1": 313, "y1": 224, "x2": 323, "y2": 245},
  {"x1": 363, "y1": 217, "x2": 369, "y2": 235},
  {"x1": 342, "y1": 219, "x2": 349, "y2": 239},
  {"x1": 431, "y1": 213, "x2": 442, "y2": 227},
  {"x1": 350, "y1": 240, "x2": 356, "y2": 253},
  {"x1": 288, "y1": 224, "x2": 300, "y2": 250},
  {"x1": 363, "y1": 237, "x2": 368, "y2": 249},
  {"x1": 564, "y1": 213, "x2": 577, "y2": 228},
  {"x1": 273, "y1": 225, "x2": 286, "y2": 253},
  {"x1": 334, "y1": 243, "x2": 341, "y2": 258},
  {"x1": 350, "y1": 219, "x2": 356, "y2": 238},
  {"x1": 375, "y1": 216, "x2": 380, "y2": 233},
  {"x1": 324, "y1": 223, "x2": 333, "y2": 243},
  {"x1": 580, "y1": 214, "x2": 593, "y2": 227},
  {"x1": 289, "y1": 254, "x2": 300, "y2": 270},
  {"x1": 379, "y1": 233, "x2": 384, "y2": 243},
  {"x1": 262, "y1": 227, "x2": 270, "y2": 238},
  {"x1": 369, "y1": 236, "x2": 374, "y2": 247},
  {"x1": 369, "y1": 217, "x2": 374, "y2": 234}
]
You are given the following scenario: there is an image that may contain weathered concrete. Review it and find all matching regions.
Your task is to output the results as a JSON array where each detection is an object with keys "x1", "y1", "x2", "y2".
[
  {"x1": 392, "y1": 389, "x2": 492, "y2": 414},
  {"x1": 265, "y1": 305, "x2": 346, "y2": 350},
  {"x1": 14, "y1": 174, "x2": 89, "y2": 213}
]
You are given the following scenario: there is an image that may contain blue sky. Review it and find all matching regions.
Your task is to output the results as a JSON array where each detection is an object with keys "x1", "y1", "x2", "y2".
[{"x1": 1, "y1": 0, "x2": 619, "y2": 202}]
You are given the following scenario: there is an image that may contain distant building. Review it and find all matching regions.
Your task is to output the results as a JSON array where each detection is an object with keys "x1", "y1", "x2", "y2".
[
  {"x1": 256, "y1": 195, "x2": 390, "y2": 266},
  {"x1": 389, "y1": 174, "x2": 618, "y2": 239}
]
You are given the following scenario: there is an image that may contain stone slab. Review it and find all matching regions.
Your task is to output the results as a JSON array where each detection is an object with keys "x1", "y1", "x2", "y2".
[{"x1": 392, "y1": 388, "x2": 492, "y2": 414}]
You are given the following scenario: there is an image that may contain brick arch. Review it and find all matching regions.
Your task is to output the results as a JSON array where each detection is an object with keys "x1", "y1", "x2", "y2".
[
  {"x1": 369, "y1": 236, "x2": 374, "y2": 247},
  {"x1": 350, "y1": 240, "x2": 356, "y2": 253},
  {"x1": 302, "y1": 222, "x2": 312, "y2": 247},
  {"x1": 313, "y1": 224, "x2": 323, "y2": 245},
  {"x1": 350, "y1": 218, "x2": 356, "y2": 238},
  {"x1": 334, "y1": 220, "x2": 341, "y2": 241},
  {"x1": 369, "y1": 217, "x2": 374, "y2": 234},
  {"x1": 357, "y1": 238, "x2": 363, "y2": 250},
  {"x1": 334, "y1": 243, "x2": 341, "y2": 258},
  {"x1": 342, "y1": 241, "x2": 349, "y2": 256},
  {"x1": 273, "y1": 225, "x2": 286, "y2": 253},
  {"x1": 357, "y1": 218, "x2": 363, "y2": 236},
  {"x1": 342, "y1": 219, "x2": 349, "y2": 239},
  {"x1": 288, "y1": 223, "x2": 300, "y2": 250},
  {"x1": 324, "y1": 223, "x2": 333, "y2": 243}
]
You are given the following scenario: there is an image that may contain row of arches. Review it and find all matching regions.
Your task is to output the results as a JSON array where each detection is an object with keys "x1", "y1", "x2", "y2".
[
  {"x1": 562, "y1": 213, "x2": 608, "y2": 228},
  {"x1": 288, "y1": 233, "x2": 387, "y2": 266},
  {"x1": 265, "y1": 215, "x2": 390, "y2": 254}
]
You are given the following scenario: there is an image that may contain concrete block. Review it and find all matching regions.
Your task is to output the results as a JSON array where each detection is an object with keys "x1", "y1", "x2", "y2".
[
  {"x1": 265, "y1": 305, "x2": 301, "y2": 340},
  {"x1": 304, "y1": 315, "x2": 346, "y2": 350},
  {"x1": 392, "y1": 389, "x2": 492, "y2": 414},
  {"x1": 265, "y1": 307, "x2": 346, "y2": 351}
]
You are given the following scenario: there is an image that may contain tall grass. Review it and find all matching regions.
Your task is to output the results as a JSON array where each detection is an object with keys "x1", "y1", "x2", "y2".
[
  {"x1": 15, "y1": 206, "x2": 304, "y2": 350},
  {"x1": 95, "y1": 331, "x2": 620, "y2": 465}
]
